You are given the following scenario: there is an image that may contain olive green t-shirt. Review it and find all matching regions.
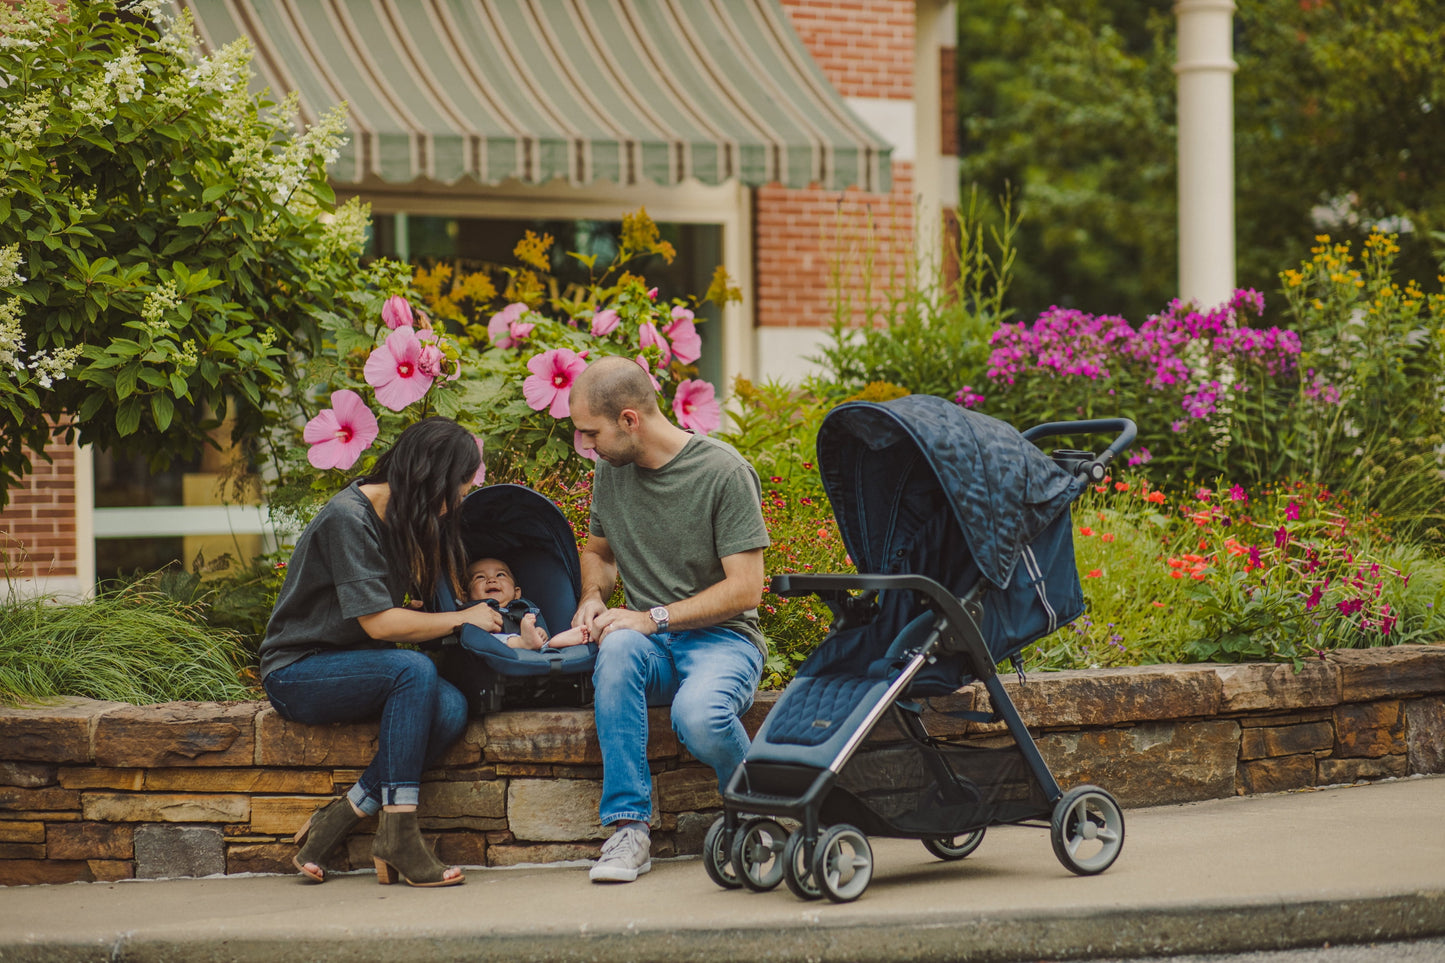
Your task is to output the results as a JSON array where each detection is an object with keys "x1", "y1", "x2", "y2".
[{"x1": 589, "y1": 434, "x2": 770, "y2": 653}]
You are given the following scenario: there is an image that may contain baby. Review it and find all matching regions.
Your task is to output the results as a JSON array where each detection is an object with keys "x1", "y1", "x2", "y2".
[{"x1": 465, "y1": 557, "x2": 588, "y2": 650}]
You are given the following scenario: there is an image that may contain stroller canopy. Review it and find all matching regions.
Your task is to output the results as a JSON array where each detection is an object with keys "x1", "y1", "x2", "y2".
[
  {"x1": 817, "y1": 396, "x2": 1083, "y2": 590},
  {"x1": 458, "y1": 484, "x2": 582, "y2": 634}
]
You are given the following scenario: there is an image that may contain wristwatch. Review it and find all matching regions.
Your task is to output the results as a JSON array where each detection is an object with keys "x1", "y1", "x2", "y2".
[{"x1": 648, "y1": 605, "x2": 670, "y2": 633}]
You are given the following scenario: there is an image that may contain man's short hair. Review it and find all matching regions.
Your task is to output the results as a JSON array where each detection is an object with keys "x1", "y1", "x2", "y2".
[{"x1": 574, "y1": 356, "x2": 659, "y2": 421}]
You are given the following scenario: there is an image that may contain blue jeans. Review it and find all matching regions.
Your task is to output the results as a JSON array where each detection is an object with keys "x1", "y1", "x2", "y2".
[
  {"x1": 592, "y1": 626, "x2": 763, "y2": 826},
  {"x1": 263, "y1": 648, "x2": 468, "y2": 811}
]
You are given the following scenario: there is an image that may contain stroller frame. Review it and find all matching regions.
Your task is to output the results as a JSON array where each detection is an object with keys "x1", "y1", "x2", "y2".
[{"x1": 706, "y1": 416, "x2": 1136, "y2": 903}]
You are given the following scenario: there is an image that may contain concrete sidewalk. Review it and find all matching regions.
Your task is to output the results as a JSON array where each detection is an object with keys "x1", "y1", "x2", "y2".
[{"x1": 1, "y1": 776, "x2": 1442, "y2": 963}]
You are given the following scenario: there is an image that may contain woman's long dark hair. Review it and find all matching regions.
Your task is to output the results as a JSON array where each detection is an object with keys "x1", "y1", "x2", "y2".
[{"x1": 361, "y1": 417, "x2": 481, "y2": 601}]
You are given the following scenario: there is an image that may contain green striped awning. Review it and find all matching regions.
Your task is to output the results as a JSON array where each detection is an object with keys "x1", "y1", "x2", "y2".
[{"x1": 178, "y1": 0, "x2": 892, "y2": 192}]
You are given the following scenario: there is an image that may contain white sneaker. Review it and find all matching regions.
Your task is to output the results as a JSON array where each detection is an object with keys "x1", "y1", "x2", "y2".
[{"x1": 589, "y1": 824, "x2": 652, "y2": 882}]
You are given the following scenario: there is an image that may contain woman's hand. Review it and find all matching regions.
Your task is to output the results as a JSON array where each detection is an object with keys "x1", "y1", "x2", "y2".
[{"x1": 455, "y1": 604, "x2": 503, "y2": 633}]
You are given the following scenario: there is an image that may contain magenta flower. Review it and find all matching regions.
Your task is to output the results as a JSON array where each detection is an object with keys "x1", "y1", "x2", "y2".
[
  {"x1": 573, "y1": 429, "x2": 598, "y2": 462},
  {"x1": 1285, "y1": 501, "x2": 1300, "y2": 521},
  {"x1": 1248, "y1": 545, "x2": 1262, "y2": 568},
  {"x1": 381, "y1": 295, "x2": 414, "y2": 330},
  {"x1": 591, "y1": 308, "x2": 620, "y2": 337},
  {"x1": 487, "y1": 303, "x2": 535, "y2": 349},
  {"x1": 1274, "y1": 525, "x2": 1290, "y2": 549},
  {"x1": 1228, "y1": 484, "x2": 1248, "y2": 503},
  {"x1": 954, "y1": 385, "x2": 984, "y2": 408},
  {"x1": 471, "y1": 435, "x2": 487, "y2": 486},
  {"x1": 303, "y1": 389, "x2": 379, "y2": 470},
  {"x1": 664, "y1": 306, "x2": 702, "y2": 364},
  {"x1": 1305, "y1": 584, "x2": 1323, "y2": 610},
  {"x1": 365, "y1": 326, "x2": 435, "y2": 411},
  {"x1": 523, "y1": 348, "x2": 588, "y2": 419},
  {"x1": 639, "y1": 321, "x2": 672, "y2": 367},
  {"x1": 672, "y1": 378, "x2": 721, "y2": 434}
]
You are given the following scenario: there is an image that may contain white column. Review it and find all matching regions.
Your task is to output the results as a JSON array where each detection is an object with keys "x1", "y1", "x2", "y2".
[{"x1": 1174, "y1": 0, "x2": 1237, "y2": 309}]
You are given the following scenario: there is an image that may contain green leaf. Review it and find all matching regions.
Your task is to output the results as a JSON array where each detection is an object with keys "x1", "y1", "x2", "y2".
[
  {"x1": 177, "y1": 211, "x2": 213, "y2": 228},
  {"x1": 151, "y1": 393, "x2": 174, "y2": 432},
  {"x1": 116, "y1": 397, "x2": 142, "y2": 437},
  {"x1": 201, "y1": 183, "x2": 232, "y2": 205}
]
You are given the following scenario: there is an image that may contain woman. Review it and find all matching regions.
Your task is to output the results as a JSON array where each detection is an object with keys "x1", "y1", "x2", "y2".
[{"x1": 258, "y1": 417, "x2": 504, "y2": 887}]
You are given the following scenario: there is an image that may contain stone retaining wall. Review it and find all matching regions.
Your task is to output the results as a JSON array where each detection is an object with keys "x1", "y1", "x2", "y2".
[{"x1": 2, "y1": 645, "x2": 1443, "y2": 885}]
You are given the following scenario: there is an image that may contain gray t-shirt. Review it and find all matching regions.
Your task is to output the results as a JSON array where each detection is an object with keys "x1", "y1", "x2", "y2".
[
  {"x1": 589, "y1": 433, "x2": 770, "y2": 652},
  {"x1": 258, "y1": 482, "x2": 405, "y2": 680}
]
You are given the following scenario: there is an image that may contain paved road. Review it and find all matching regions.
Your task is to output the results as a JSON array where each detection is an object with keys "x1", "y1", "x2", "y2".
[
  {"x1": 1091, "y1": 937, "x2": 1445, "y2": 963},
  {"x1": 1, "y1": 777, "x2": 1443, "y2": 963}
]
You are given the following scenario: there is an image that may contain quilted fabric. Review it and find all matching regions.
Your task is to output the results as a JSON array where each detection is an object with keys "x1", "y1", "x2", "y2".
[
  {"x1": 766, "y1": 674, "x2": 884, "y2": 746},
  {"x1": 817, "y1": 395, "x2": 1084, "y2": 590}
]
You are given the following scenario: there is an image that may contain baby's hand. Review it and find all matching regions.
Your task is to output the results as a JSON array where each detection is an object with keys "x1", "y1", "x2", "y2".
[
  {"x1": 518, "y1": 612, "x2": 548, "y2": 650},
  {"x1": 546, "y1": 625, "x2": 590, "y2": 648}
]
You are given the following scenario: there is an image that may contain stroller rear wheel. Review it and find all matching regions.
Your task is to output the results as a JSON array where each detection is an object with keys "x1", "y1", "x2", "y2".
[
  {"x1": 813, "y1": 824, "x2": 873, "y2": 903},
  {"x1": 702, "y1": 816, "x2": 741, "y2": 890},
  {"x1": 1051, "y1": 785, "x2": 1125, "y2": 876},
  {"x1": 781, "y1": 831, "x2": 822, "y2": 901},
  {"x1": 730, "y1": 817, "x2": 788, "y2": 892},
  {"x1": 922, "y1": 827, "x2": 985, "y2": 861}
]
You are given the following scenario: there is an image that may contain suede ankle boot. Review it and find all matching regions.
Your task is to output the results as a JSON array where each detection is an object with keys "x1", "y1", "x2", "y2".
[
  {"x1": 292, "y1": 796, "x2": 362, "y2": 882},
  {"x1": 372, "y1": 810, "x2": 464, "y2": 887}
]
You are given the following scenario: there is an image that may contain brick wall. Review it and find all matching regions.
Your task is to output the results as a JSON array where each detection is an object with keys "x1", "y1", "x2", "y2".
[
  {"x1": 755, "y1": 0, "x2": 918, "y2": 331},
  {"x1": 0, "y1": 438, "x2": 79, "y2": 581},
  {"x1": 2, "y1": 645, "x2": 1442, "y2": 884}
]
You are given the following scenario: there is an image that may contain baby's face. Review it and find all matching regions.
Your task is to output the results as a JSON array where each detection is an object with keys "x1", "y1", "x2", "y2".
[{"x1": 467, "y1": 559, "x2": 521, "y2": 604}]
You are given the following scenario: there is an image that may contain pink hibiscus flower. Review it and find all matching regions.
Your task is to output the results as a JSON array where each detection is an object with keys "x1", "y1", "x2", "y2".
[
  {"x1": 364, "y1": 326, "x2": 435, "y2": 411},
  {"x1": 414, "y1": 330, "x2": 460, "y2": 381},
  {"x1": 663, "y1": 306, "x2": 701, "y2": 364},
  {"x1": 522, "y1": 348, "x2": 588, "y2": 419},
  {"x1": 573, "y1": 429, "x2": 598, "y2": 462},
  {"x1": 381, "y1": 295, "x2": 414, "y2": 330},
  {"x1": 639, "y1": 321, "x2": 672, "y2": 368},
  {"x1": 672, "y1": 378, "x2": 720, "y2": 434},
  {"x1": 487, "y1": 302, "x2": 535, "y2": 349},
  {"x1": 633, "y1": 355, "x2": 662, "y2": 391},
  {"x1": 590, "y1": 308, "x2": 620, "y2": 337},
  {"x1": 471, "y1": 435, "x2": 487, "y2": 486},
  {"x1": 303, "y1": 389, "x2": 379, "y2": 470}
]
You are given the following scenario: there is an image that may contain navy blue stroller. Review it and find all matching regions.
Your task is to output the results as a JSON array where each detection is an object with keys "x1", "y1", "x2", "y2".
[
  {"x1": 429, "y1": 484, "x2": 597, "y2": 714},
  {"x1": 703, "y1": 396, "x2": 1135, "y2": 902}
]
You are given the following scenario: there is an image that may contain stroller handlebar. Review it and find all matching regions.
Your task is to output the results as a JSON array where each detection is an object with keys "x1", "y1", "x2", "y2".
[{"x1": 1020, "y1": 418, "x2": 1138, "y2": 483}]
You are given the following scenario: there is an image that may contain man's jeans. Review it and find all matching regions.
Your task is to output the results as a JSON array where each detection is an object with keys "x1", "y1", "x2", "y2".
[
  {"x1": 593, "y1": 626, "x2": 763, "y2": 826},
  {"x1": 263, "y1": 649, "x2": 468, "y2": 812}
]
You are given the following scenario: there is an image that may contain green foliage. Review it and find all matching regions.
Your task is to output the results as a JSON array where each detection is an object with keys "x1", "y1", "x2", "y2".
[
  {"x1": 0, "y1": 583, "x2": 254, "y2": 705},
  {"x1": 0, "y1": 0, "x2": 374, "y2": 508},
  {"x1": 812, "y1": 190, "x2": 1017, "y2": 399},
  {"x1": 957, "y1": 0, "x2": 1177, "y2": 320}
]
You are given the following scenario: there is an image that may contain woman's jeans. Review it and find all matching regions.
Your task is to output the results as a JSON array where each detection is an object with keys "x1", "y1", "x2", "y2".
[
  {"x1": 263, "y1": 649, "x2": 468, "y2": 812},
  {"x1": 593, "y1": 626, "x2": 763, "y2": 826}
]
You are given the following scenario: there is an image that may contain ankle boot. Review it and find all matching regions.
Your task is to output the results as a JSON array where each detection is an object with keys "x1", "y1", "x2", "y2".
[
  {"x1": 372, "y1": 810, "x2": 464, "y2": 887},
  {"x1": 292, "y1": 796, "x2": 362, "y2": 882}
]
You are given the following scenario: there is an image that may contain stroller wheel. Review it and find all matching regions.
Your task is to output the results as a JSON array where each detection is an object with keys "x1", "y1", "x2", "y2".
[
  {"x1": 812, "y1": 824, "x2": 873, "y2": 903},
  {"x1": 730, "y1": 817, "x2": 788, "y2": 892},
  {"x1": 781, "y1": 831, "x2": 822, "y2": 901},
  {"x1": 702, "y1": 816, "x2": 742, "y2": 890},
  {"x1": 1051, "y1": 785, "x2": 1125, "y2": 876},
  {"x1": 922, "y1": 828, "x2": 985, "y2": 861}
]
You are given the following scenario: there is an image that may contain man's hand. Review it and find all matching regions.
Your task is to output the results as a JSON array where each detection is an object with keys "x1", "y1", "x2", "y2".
[
  {"x1": 590, "y1": 606, "x2": 657, "y2": 642},
  {"x1": 572, "y1": 596, "x2": 608, "y2": 633}
]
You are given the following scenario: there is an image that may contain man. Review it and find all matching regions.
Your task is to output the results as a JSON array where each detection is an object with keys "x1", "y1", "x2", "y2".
[{"x1": 569, "y1": 356, "x2": 769, "y2": 883}]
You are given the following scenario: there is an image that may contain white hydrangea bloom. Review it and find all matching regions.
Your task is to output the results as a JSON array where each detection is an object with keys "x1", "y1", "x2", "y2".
[
  {"x1": 141, "y1": 281, "x2": 182, "y2": 330},
  {"x1": 0, "y1": 246, "x2": 25, "y2": 290},
  {"x1": 4, "y1": 94, "x2": 49, "y2": 152},
  {"x1": 72, "y1": 80, "x2": 113, "y2": 128},
  {"x1": 320, "y1": 198, "x2": 371, "y2": 255},
  {"x1": 103, "y1": 49, "x2": 146, "y2": 105},
  {"x1": 29, "y1": 345, "x2": 84, "y2": 389},
  {"x1": 0, "y1": 298, "x2": 26, "y2": 371}
]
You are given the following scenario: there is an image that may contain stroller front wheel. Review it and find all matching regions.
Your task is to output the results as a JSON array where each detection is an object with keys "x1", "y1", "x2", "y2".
[
  {"x1": 1051, "y1": 785, "x2": 1125, "y2": 876},
  {"x1": 702, "y1": 816, "x2": 742, "y2": 889},
  {"x1": 813, "y1": 824, "x2": 873, "y2": 903},
  {"x1": 782, "y1": 831, "x2": 822, "y2": 901},
  {"x1": 731, "y1": 817, "x2": 788, "y2": 892},
  {"x1": 922, "y1": 827, "x2": 985, "y2": 861}
]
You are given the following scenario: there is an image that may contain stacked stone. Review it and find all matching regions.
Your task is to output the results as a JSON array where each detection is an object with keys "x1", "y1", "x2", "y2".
[{"x1": 2, "y1": 645, "x2": 1443, "y2": 885}]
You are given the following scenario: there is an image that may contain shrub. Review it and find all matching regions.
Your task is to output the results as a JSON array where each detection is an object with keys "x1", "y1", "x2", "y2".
[{"x1": 0, "y1": 0, "x2": 371, "y2": 507}]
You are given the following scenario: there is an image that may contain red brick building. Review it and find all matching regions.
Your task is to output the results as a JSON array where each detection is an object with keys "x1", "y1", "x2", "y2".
[{"x1": 1, "y1": 0, "x2": 958, "y2": 596}]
